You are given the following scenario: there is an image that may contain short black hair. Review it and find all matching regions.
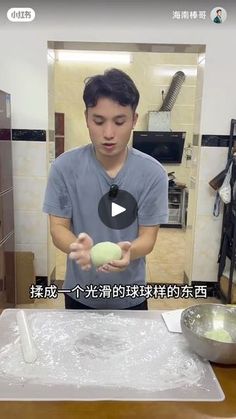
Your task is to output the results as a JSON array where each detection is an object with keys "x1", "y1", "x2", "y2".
[
  {"x1": 83, "y1": 68, "x2": 139, "y2": 112},
  {"x1": 216, "y1": 9, "x2": 222, "y2": 13}
]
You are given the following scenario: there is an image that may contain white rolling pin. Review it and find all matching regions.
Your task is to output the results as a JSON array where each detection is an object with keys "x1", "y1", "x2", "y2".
[{"x1": 16, "y1": 310, "x2": 37, "y2": 363}]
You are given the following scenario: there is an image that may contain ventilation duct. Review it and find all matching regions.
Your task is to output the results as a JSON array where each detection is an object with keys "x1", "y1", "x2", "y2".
[{"x1": 159, "y1": 71, "x2": 186, "y2": 112}]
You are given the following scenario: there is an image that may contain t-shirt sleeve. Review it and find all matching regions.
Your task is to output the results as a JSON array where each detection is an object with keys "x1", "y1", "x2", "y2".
[
  {"x1": 138, "y1": 169, "x2": 169, "y2": 225},
  {"x1": 42, "y1": 162, "x2": 72, "y2": 218}
]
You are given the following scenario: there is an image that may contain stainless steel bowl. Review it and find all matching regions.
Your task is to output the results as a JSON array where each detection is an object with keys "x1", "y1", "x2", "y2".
[{"x1": 181, "y1": 303, "x2": 236, "y2": 364}]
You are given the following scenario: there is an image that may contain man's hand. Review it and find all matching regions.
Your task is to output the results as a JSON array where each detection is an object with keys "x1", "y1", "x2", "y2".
[
  {"x1": 69, "y1": 233, "x2": 93, "y2": 271},
  {"x1": 96, "y1": 241, "x2": 131, "y2": 273}
]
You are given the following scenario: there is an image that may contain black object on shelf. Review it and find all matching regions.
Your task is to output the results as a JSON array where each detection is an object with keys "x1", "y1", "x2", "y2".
[{"x1": 217, "y1": 119, "x2": 236, "y2": 303}]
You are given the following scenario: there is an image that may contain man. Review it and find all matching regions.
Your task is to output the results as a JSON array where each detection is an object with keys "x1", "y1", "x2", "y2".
[
  {"x1": 214, "y1": 9, "x2": 222, "y2": 23},
  {"x1": 43, "y1": 68, "x2": 168, "y2": 310}
]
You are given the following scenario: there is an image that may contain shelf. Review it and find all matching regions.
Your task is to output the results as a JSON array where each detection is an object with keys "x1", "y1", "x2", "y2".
[
  {"x1": 167, "y1": 186, "x2": 188, "y2": 228},
  {"x1": 169, "y1": 203, "x2": 181, "y2": 207}
]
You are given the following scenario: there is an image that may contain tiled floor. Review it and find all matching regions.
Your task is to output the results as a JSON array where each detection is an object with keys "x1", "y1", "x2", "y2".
[
  {"x1": 147, "y1": 227, "x2": 186, "y2": 283},
  {"x1": 16, "y1": 228, "x2": 220, "y2": 310}
]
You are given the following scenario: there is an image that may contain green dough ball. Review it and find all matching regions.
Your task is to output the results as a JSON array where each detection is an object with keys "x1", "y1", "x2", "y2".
[
  {"x1": 204, "y1": 329, "x2": 233, "y2": 343},
  {"x1": 91, "y1": 242, "x2": 122, "y2": 267}
]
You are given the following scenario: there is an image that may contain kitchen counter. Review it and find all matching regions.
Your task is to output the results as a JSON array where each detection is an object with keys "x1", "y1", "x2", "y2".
[{"x1": 0, "y1": 364, "x2": 235, "y2": 419}]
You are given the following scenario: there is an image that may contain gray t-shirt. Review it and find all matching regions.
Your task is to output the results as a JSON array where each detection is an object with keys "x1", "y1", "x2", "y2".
[{"x1": 43, "y1": 144, "x2": 168, "y2": 308}]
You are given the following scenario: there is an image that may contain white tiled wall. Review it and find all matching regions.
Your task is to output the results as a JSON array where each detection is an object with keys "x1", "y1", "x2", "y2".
[
  {"x1": 47, "y1": 49, "x2": 56, "y2": 280},
  {"x1": 14, "y1": 211, "x2": 47, "y2": 245},
  {"x1": 48, "y1": 50, "x2": 56, "y2": 133},
  {"x1": 192, "y1": 215, "x2": 223, "y2": 282},
  {"x1": 0, "y1": 31, "x2": 48, "y2": 130},
  {"x1": 183, "y1": 54, "x2": 205, "y2": 283},
  {"x1": 192, "y1": 146, "x2": 228, "y2": 282},
  {"x1": 12, "y1": 142, "x2": 47, "y2": 177},
  {"x1": 12, "y1": 141, "x2": 48, "y2": 276},
  {"x1": 184, "y1": 174, "x2": 196, "y2": 281},
  {"x1": 13, "y1": 177, "x2": 46, "y2": 211},
  {"x1": 198, "y1": 146, "x2": 228, "y2": 182}
]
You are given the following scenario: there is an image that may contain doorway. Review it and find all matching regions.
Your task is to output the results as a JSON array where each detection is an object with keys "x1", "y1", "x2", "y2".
[{"x1": 47, "y1": 41, "x2": 205, "y2": 285}]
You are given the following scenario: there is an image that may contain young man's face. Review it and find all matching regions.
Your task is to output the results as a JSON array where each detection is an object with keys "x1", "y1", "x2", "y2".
[{"x1": 85, "y1": 97, "x2": 138, "y2": 158}]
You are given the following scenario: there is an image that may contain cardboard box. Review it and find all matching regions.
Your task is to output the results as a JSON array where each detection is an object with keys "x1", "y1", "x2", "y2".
[{"x1": 15, "y1": 252, "x2": 35, "y2": 304}]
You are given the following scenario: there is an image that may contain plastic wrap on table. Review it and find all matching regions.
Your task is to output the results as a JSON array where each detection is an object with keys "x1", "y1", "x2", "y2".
[{"x1": 0, "y1": 310, "x2": 210, "y2": 392}]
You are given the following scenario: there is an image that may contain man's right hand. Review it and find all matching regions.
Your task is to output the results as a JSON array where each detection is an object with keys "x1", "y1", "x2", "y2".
[{"x1": 69, "y1": 233, "x2": 94, "y2": 271}]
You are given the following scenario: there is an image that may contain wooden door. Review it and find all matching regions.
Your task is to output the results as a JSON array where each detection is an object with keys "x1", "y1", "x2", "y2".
[{"x1": 55, "y1": 112, "x2": 65, "y2": 158}]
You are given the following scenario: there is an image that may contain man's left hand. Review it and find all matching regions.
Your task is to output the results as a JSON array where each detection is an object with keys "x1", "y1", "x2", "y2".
[{"x1": 96, "y1": 241, "x2": 131, "y2": 273}]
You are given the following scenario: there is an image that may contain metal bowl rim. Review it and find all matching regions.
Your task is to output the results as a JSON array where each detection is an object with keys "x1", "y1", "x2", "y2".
[{"x1": 180, "y1": 303, "x2": 236, "y2": 346}]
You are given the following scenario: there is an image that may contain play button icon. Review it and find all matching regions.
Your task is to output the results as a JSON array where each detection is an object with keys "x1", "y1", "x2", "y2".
[
  {"x1": 98, "y1": 189, "x2": 138, "y2": 229},
  {"x1": 112, "y1": 202, "x2": 126, "y2": 217}
]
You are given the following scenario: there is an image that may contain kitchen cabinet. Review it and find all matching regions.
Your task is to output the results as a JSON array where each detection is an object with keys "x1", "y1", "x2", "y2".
[{"x1": 0, "y1": 90, "x2": 15, "y2": 308}]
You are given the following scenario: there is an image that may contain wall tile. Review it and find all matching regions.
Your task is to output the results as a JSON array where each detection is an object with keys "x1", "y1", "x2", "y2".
[
  {"x1": 198, "y1": 147, "x2": 228, "y2": 181},
  {"x1": 12, "y1": 141, "x2": 47, "y2": 177},
  {"x1": 12, "y1": 130, "x2": 46, "y2": 141},
  {"x1": 193, "y1": 98, "x2": 203, "y2": 134},
  {"x1": 144, "y1": 85, "x2": 169, "y2": 109},
  {"x1": 161, "y1": 53, "x2": 198, "y2": 65},
  {"x1": 14, "y1": 210, "x2": 47, "y2": 245},
  {"x1": 191, "y1": 145, "x2": 200, "y2": 174},
  {"x1": 184, "y1": 227, "x2": 194, "y2": 281},
  {"x1": 195, "y1": 54, "x2": 205, "y2": 101},
  {"x1": 146, "y1": 85, "x2": 196, "y2": 108},
  {"x1": 171, "y1": 106, "x2": 195, "y2": 125},
  {"x1": 199, "y1": 45, "x2": 236, "y2": 134},
  {"x1": 13, "y1": 176, "x2": 46, "y2": 211},
  {"x1": 192, "y1": 215, "x2": 223, "y2": 282},
  {"x1": 196, "y1": 180, "x2": 222, "y2": 216},
  {"x1": 145, "y1": 65, "x2": 197, "y2": 86},
  {"x1": 48, "y1": 229, "x2": 56, "y2": 280},
  {"x1": 175, "y1": 86, "x2": 196, "y2": 106},
  {"x1": 133, "y1": 52, "x2": 198, "y2": 66},
  {"x1": 34, "y1": 257, "x2": 48, "y2": 277},
  {"x1": 0, "y1": 33, "x2": 48, "y2": 129}
]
